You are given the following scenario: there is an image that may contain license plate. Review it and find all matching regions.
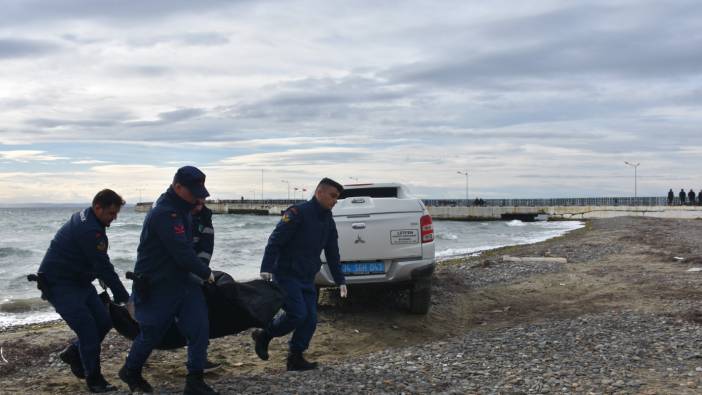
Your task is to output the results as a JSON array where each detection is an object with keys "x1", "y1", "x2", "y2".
[{"x1": 341, "y1": 262, "x2": 385, "y2": 275}]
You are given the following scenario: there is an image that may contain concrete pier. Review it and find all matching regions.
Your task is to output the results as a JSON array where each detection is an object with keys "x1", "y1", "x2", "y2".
[
  {"x1": 135, "y1": 201, "x2": 289, "y2": 215},
  {"x1": 428, "y1": 205, "x2": 702, "y2": 220},
  {"x1": 135, "y1": 201, "x2": 702, "y2": 220}
]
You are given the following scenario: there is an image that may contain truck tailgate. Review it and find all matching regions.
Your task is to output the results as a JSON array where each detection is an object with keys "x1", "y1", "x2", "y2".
[{"x1": 332, "y1": 197, "x2": 424, "y2": 261}]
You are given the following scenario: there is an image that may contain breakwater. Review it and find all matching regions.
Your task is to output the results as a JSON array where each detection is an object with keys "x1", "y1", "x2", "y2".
[{"x1": 135, "y1": 199, "x2": 702, "y2": 220}]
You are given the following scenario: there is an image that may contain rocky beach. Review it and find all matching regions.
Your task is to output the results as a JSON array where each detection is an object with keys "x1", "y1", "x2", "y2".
[{"x1": 2, "y1": 217, "x2": 702, "y2": 394}]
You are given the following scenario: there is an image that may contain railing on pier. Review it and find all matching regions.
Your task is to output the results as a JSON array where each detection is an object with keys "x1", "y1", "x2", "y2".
[
  {"x1": 136, "y1": 196, "x2": 695, "y2": 209},
  {"x1": 423, "y1": 196, "x2": 690, "y2": 207}
]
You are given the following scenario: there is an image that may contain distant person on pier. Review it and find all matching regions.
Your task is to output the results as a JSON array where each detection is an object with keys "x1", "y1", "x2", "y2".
[
  {"x1": 667, "y1": 189, "x2": 674, "y2": 205},
  {"x1": 689, "y1": 189, "x2": 696, "y2": 206},
  {"x1": 679, "y1": 189, "x2": 686, "y2": 205}
]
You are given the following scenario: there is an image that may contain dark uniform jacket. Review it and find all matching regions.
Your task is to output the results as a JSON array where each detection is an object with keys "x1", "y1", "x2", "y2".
[
  {"x1": 39, "y1": 207, "x2": 129, "y2": 304},
  {"x1": 192, "y1": 205, "x2": 214, "y2": 266},
  {"x1": 133, "y1": 187, "x2": 212, "y2": 289},
  {"x1": 261, "y1": 197, "x2": 346, "y2": 284}
]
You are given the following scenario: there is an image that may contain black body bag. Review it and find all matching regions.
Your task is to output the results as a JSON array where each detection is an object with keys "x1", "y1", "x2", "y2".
[{"x1": 103, "y1": 271, "x2": 285, "y2": 350}]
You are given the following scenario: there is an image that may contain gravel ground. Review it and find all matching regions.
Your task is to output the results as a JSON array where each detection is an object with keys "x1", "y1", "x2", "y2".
[{"x1": 214, "y1": 309, "x2": 702, "y2": 395}]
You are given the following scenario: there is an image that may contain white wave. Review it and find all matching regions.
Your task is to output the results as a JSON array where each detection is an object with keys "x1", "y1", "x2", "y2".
[
  {"x1": 436, "y1": 232, "x2": 459, "y2": 240},
  {"x1": 537, "y1": 221, "x2": 585, "y2": 230},
  {"x1": 0, "y1": 310, "x2": 60, "y2": 329},
  {"x1": 436, "y1": 221, "x2": 585, "y2": 260},
  {"x1": 436, "y1": 245, "x2": 504, "y2": 258},
  {"x1": 506, "y1": 220, "x2": 525, "y2": 227}
]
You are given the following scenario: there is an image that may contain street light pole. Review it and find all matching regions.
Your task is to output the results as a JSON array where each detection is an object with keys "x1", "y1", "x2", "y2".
[
  {"x1": 457, "y1": 170, "x2": 469, "y2": 206},
  {"x1": 624, "y1": 161, "x2": 640, "y2": 200},
  {"x1": 281, "y1": 179, "x2": 290, "y2": 200}
]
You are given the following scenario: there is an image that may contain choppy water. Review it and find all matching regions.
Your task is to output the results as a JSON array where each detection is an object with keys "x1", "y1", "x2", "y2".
[{"x1": 0, "y1": 207, "x2": 582, "y2": 328}]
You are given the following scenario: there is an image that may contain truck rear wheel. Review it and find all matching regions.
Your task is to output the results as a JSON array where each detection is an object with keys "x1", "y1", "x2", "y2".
[{"x1": 409, "y1": 279, "x2": 431, "y2": 314}]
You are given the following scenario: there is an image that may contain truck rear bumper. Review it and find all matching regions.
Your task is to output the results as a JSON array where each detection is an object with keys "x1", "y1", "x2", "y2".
[{"x1": 315, "y1": 258, "x2": 436, "y2": 287}]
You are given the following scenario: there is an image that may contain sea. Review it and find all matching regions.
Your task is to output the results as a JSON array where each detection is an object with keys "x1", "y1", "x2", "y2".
[{"x1": 0, "y1": 207, "x2": 583, "y2": 329}]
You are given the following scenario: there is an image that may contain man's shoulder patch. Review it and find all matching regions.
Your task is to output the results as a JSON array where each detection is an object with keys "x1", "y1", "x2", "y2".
[{"x1": 281, "y1": 207, "x2": 299, "y2": 224}]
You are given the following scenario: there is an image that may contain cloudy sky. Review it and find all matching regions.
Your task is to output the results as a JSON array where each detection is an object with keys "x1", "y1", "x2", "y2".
[{"x1": 1, "y1": 0, "x2": 701, "y2": 203}]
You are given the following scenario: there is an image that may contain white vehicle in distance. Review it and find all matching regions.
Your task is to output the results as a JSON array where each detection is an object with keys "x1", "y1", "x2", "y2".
[{"x1": 315, "y1": 183, "x2": 436, "y2": 314}]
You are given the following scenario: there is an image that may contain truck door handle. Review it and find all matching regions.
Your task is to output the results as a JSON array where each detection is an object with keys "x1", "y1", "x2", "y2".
[{"x1": 351, "y1": 223, "x2": 366, "y2": 229}]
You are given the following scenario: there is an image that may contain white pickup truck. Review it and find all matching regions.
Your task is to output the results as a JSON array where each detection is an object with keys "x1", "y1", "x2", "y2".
[{"x1": 315, "y1": 183, "x2": 436, "y2": 314}]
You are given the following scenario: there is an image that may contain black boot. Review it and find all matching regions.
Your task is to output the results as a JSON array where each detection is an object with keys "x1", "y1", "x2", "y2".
[
  {"x1": 59, "y1": 344, "x2": 85, "y2": 379},
  {"x1": 86, "y1": 373, "x2": 117, "y2": 393},
  {"x1": 184, "y1": 372, "x2": 219, "y2": 395},
  {"x1": 286, "y1": 351, "x2": 318, "y2": 371},
  {"x1": 118, "y1": 364, "x2": 153, "y2": 393},
  {"x1": 251, "y1": 329, "x2": 271, "y2": 361}
]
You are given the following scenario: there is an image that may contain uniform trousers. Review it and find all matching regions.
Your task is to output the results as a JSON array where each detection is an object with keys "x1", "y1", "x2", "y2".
[
  {"x1": 266, "y1": 276, "x2": 317, "y2": 353},
  {"x1": 125, "y1": 282, "x2": 209, "y2": 373},
  {"x1": 48, "y1": 284, "x2": 112, "y2": 377}
]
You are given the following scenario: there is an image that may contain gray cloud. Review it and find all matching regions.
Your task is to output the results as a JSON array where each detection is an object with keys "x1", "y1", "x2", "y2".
[
  {"x1": 1, "y1": 0, "x2": 251, "y2": 26},
  {"x1": 124, "y1": 108, "x2": 206, "y2": 128},
  {"x1": 22, "y1": 108, "x2": 204, "y2": 135},
  {"x1": 115, "y1": 65, "x2": 173, "y2": 77},
  {"x1": 27, "y1": 118, "x2": 119, "y2": 128},
  {"x1": 389, "y1": 2, "x2": 702, "y2": 86},
  {"x1": 0, "y1": 38, "x2": 60, "y2": 59}
]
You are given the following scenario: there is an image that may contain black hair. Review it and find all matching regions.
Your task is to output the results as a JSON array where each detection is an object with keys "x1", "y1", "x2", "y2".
[
  {"x1": 92, "y1": 189, "x2": 126, "y2": 208},
  {"x1": 317, "y1": 177, "x2": 344, "y2": 193}
]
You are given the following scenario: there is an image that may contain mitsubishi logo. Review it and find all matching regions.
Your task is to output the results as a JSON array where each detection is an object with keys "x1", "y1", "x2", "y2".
[{"x1": 354, "y1": 234, "x2": 365, "y2": 244}]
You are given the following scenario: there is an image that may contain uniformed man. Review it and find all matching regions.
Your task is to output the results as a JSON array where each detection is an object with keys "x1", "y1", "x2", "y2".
[
  {"x1": 119, "y1": 166, "x2": 218, "y2": 395},
  {"x1": 38, "y1": 189, "x2": 129, "y2": 393},
  {"x1": 191, "y1": 201, "x2": 221, "y2": 372},
  {"x1": 252, "y1": 178, "x2": 347, "y2": 371}
]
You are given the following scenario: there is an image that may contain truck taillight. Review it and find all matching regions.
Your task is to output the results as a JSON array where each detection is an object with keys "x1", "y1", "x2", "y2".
[{"x1": 420, "y1": 214, "x2": 434, "y2": 243}]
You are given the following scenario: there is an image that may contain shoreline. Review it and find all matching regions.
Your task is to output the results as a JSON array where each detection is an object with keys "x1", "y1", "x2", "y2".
[{"x1": 0, "y1": 220, "x2": 585, "y2": 331}]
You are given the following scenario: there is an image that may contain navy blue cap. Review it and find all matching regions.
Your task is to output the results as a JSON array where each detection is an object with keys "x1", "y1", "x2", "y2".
[{"x1": 173, "y1": 166, "x2": 209, "y2": 199}]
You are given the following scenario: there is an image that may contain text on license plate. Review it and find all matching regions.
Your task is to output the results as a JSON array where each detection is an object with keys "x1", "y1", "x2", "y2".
[{"x1": 341, "y1": 262, "x2": 385, "y2": 275}]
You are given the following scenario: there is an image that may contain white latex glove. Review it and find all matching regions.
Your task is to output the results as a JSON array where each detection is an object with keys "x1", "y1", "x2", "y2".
[
  {"x1": 208, "y1": 272, "x2": 215, "y2": 284},
  {"x1": 260, "y1": 272, "x2": 273, "y2": 281},
  {"x1": 339, "y1": 284, "x2": 348, "y2": 298}
]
